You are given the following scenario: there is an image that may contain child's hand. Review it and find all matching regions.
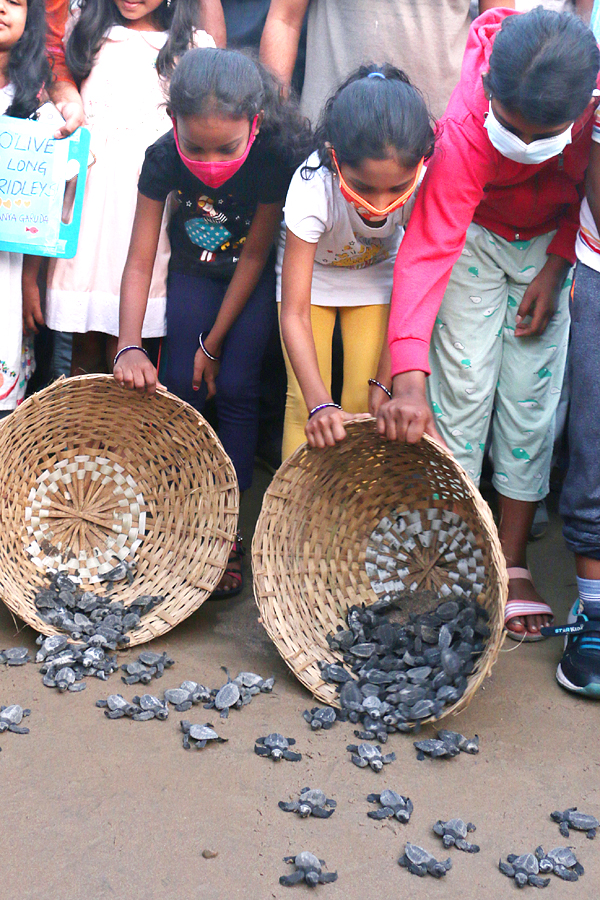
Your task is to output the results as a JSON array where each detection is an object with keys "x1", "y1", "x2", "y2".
[
  {"x1": 515, "y1": 254, "x2": 570, "y2": 337},
  {"x1": 193, "y1": 347, "x2": 219, "y2": 398},
  {"x1": 368, "y1": 380, "x2": 391, "y2": 417},
  {"x1": 305, "y1": 407, "x2": 369, "y2": 448},
  {"x1": 22, "y1": 279, "x2": 45, "y2": 335},
  {"x1": 376, "y1": 371, "x2": 447, "y2": 447},
  {"x1": 114, "y1": 349, "x2": 160, "y2": 394}
]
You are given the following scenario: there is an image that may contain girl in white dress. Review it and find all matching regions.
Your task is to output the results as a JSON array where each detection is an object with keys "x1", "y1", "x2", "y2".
[
  {"x1": 0, "y1": 0, "x2": 50, "y2": 413},
  {"x1": 43, "y1": 0, "x2": 215, "y2": 372}
]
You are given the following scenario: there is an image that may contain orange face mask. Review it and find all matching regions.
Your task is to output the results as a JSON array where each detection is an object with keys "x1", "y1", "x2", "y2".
[{"x1": 330, "y1": 148, "x2": 424, "y2": 221}]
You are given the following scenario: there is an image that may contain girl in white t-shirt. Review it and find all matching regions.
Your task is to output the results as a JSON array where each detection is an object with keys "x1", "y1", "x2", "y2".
[{"x1": 279, "y1": 65, "x2": 435, "y2": 455}]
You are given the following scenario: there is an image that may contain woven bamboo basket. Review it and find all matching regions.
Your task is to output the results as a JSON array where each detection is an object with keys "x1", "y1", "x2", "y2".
[
  {"x1": 252, "y1": 419, "x2": 508, "y2": 722},
  {"x1": 0, "y1": 375, "x2": 238, "y2": 645}
]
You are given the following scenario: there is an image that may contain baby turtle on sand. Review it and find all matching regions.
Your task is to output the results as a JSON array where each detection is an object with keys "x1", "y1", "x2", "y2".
[
  {"x1": 254, "y1": 733, "x2": 302, "y2": 761},
  {"x1": 96, "y1": 693, "x2": 168, "y2": 720},
  {"x1": 279, "y1": 788, "x2": 336, "y2": 818},
  {"x1": 414, "y1": 729, "x2": 479, "y2": 760},
  {"x1": 279, "y1": 852, "x2": 338, "y2": 887},
  {"x1": 0, "y1": 705, "x2": 31, "y2": 734},
  {"x1": 398, "y1": 843, "x2": 452, "y2": 878},
  {"x1": 551, "y1": 807, "x2": 599, "y2": 839},
  {"x1": 230, "y1": 670, "x2": 275, "y2": 694},
  {"x1": 303, "y1": 707, "x2": 338, "y2": 731},
  {"x1": 121, "y1": 652, "x2": 174, "y2": 685},
  {"x1": 0, "y1": 647, "x2": 31, "y2": 666},
  {"x1": 535, "y1": 846, "x2": 584, "y2": 881},
  {"x1": 347, "y1": 742, "x2": 396, "y2": 772},
  {"x1": 164, "y1": 682, "x2": 212, "y2": 711},
  {"x1": 180, "y1": 720, "x2": 228, "y2": 750},
  {"x1": 433, "y1": 819, "x2": 479, "y2": 852},
  {"x1": 367, "y1": 791, "x2": 413, "y2": 823},
  {"x1": 436, "y1": 729, "x2": 479, "y2": 754},
  {"x1": 499, "y1": 852, "x2": 550, "y2": 888},
  {"x1": 413, "y1": 739, "x2": 459, "y2": 760}
]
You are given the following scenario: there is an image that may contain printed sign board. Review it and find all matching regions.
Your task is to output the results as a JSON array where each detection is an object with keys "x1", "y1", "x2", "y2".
[{"x1": 0, "y1": 114, "x2": 91, "y2": 259}]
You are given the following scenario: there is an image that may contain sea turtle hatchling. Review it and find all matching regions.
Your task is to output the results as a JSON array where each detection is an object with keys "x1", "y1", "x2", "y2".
[
  {"x1": 180, "y1": 720, "x2": 228, "y2": 750},
  {"x1": 551, "y1": 807, "x2": 599, "y2": 839},
  {"x1": 346, "y1": 743, "x2": 396, "y2": 772},
  {"x1": 302, "y1": 707, "x2": 338, "y2": 731},
  {"x1": 0, "y1": 705, "x2": 31, "y2": 734},
  {"x1": 398, "y1": 843, "x2": 452, "y2": 878},
  {"x1": 436, "y1": 729, "x2": 480, "y2": 754},
  {"x1": 433, "y1": 818, "x2": 479, "y2": 852},
  {"x1": 164, "y1": 683, "x2": 211, "y2": 711},
  {"x1": 204, "y1": 678, "x2": 242, "y2": 719},
  {"x1": 535, "y1": 846, "x2": 584, "y2": 881},
  {"x1": 279, "y1": 788, "x2": 336, "y2": 818},
  {"x1": 0, "y1": 647, "x2": 31, "y2": 666},
  {"x1": 279, "y1": 852, "x2": 338, "y2": 887},
  {"x1": 498, "y1": 852, "x2": 551, "y2": 888},
  {"x1": 367, "y1": 790, "x2": 413, "y2": 823},
  {"x1": 413, "y1": 739, "x2": 460, "y2": 761},
  {"x1": 254, "y1": 733, "x2": 302, "y2": 761}
]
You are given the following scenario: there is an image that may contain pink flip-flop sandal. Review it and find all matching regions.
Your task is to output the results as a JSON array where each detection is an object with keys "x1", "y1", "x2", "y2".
[{"x1": 504, "y1": 567, "x2": 554, "y2": 642}]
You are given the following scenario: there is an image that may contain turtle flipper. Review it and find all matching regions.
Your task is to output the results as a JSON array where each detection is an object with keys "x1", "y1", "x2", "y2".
[
  {"x1": 366, "y1": 793, "x2": 380, "y2": 804},
  {"x1": 254, "y1": 744, "x2": 270, "y2": 756},
  {"x1": 279, "y1": 871, "x2": 305, "y2": 886},
  {"x1": 319, "y1": 872, "x2": 338, "y2": 883},
  {"x1": 352, "y1": 755, "x2": 368, "y2": 767},
  {"x1": 282, "y1": 749, "x2": 302, "y2": 761},
  {"x1": 311, "y1": 806, "x2": 334, "y2": 818},
  {"x1": 278, "y1": 801, "x2": 297, "y2": 812},
  {"x1": 368, "y1": 808, "x2": 392, "y2": 820}
]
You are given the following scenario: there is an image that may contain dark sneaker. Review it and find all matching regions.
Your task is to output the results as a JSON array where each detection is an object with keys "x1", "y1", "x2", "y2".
[{"x1": 554, "y1": 601, "x2": 600, "y2": 699}]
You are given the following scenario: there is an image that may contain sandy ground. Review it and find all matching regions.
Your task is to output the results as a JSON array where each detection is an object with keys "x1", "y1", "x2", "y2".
[{"x1": 1, "y1": 469, "x2": 599, "y2": 900}]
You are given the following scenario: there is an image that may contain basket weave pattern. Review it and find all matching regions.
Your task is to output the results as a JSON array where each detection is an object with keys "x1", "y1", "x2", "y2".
[
  {"x1": 0, "y1": 375, "x2": 239, "y2": 645},
  {"x1": 253, "y1": 420, "x2": 507, "y2": 721}
]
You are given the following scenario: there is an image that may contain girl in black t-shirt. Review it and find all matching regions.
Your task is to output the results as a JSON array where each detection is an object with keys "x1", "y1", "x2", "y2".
[{"x1": 114, "y1": 47, "x2": 308, "y2": 596}]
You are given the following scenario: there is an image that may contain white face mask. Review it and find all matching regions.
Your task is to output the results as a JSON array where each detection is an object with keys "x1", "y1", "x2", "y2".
[{"x1": 484, "y1": 102, "x2": 572, "y2": 165}]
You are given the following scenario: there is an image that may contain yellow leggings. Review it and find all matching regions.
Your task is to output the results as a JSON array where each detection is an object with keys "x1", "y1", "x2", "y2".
[{"x1": 279, "y1": 303, "x2": 389, "y2": 459}]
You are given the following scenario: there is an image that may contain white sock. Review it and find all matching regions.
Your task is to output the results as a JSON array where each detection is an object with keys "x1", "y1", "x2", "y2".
[{"x1": 577, "y1": 576, "x2": 600, "y2": 618}]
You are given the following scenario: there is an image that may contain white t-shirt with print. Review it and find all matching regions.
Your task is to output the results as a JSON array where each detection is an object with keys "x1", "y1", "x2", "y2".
[{"x1": 276, "y1": 152, "x2": 419, "y2": 307}]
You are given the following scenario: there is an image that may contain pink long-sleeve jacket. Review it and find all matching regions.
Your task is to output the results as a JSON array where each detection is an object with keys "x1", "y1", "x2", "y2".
[{"x1": 388, "y1": 7, "x2": 598, "y2": 377}]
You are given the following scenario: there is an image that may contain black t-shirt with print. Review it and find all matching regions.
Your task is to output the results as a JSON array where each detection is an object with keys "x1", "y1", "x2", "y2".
[{"x1": 138, "y1": 129, "x2": 293, "y2": 280}]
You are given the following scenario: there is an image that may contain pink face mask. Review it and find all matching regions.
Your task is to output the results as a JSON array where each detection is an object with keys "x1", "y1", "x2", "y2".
[{"x1": 172, "y1": 115, "x2": 259, "y2": 189}]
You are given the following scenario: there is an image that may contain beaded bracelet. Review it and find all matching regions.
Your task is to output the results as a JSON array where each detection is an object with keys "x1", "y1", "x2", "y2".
[
  {"x1": 199, "y1": 332, "x2": 221, "y2": 362},
  {"x1": 308, "y1": 401, "x2": 342, "y2": 420},
  {"x1": 368, "y1": 378, "x2": 392, "y2": 400},
  {"x1": 113, "y1": 345, "x2": 150, "y2": 368}
]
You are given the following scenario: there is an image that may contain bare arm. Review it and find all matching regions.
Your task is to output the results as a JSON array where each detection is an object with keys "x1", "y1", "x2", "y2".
[
  {"x1": 259, "y1": 0, "x2": 309, "y2": 93},
  {"x1": 22, "y1": 256, "x2": 44, "y2": 335},
  {"x1": 280, "y1": 229, "x2": 368, "y2": 447},
  {"x1": 115, "y1": 192, "x2": 165, "y2": 392},
  {"x1": 196, "y1": 201, "x2": 283, "y2": 396},
  {"x1": 574, "y1": 0, "x2": 595, "y2": 24},
  {"x1": 47, "y1": 81, "x2": 86, "y2": 139},
  {"x1": 478, "y1": 0, "x2": 514, "y2": 10},
  {"x1": 280, "y1": 229, "x2": 325, "y2": 410},
  {"x1": 199, "y1": 0, "x2": 226, "y2": 48}
]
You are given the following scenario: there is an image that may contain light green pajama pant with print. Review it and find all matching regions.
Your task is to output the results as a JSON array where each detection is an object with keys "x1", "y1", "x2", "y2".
[{"x1": 427, "y1": 222, "x2": 571, "y2": 502}]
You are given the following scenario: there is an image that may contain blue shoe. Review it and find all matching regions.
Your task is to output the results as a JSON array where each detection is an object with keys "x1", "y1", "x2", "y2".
[{"x1": 554, "y1": 601, "x2": 600, "y2": 699}]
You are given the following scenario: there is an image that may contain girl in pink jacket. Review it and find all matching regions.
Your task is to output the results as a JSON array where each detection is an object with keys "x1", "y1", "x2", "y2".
[{"x1": 377, "y1": 8, "x2": 600, "y2": 642}]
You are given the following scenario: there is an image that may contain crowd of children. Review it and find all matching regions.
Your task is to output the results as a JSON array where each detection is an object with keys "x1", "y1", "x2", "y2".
[{"x1": 1, "y1": 2, "x2": 599, "y2": 697}]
